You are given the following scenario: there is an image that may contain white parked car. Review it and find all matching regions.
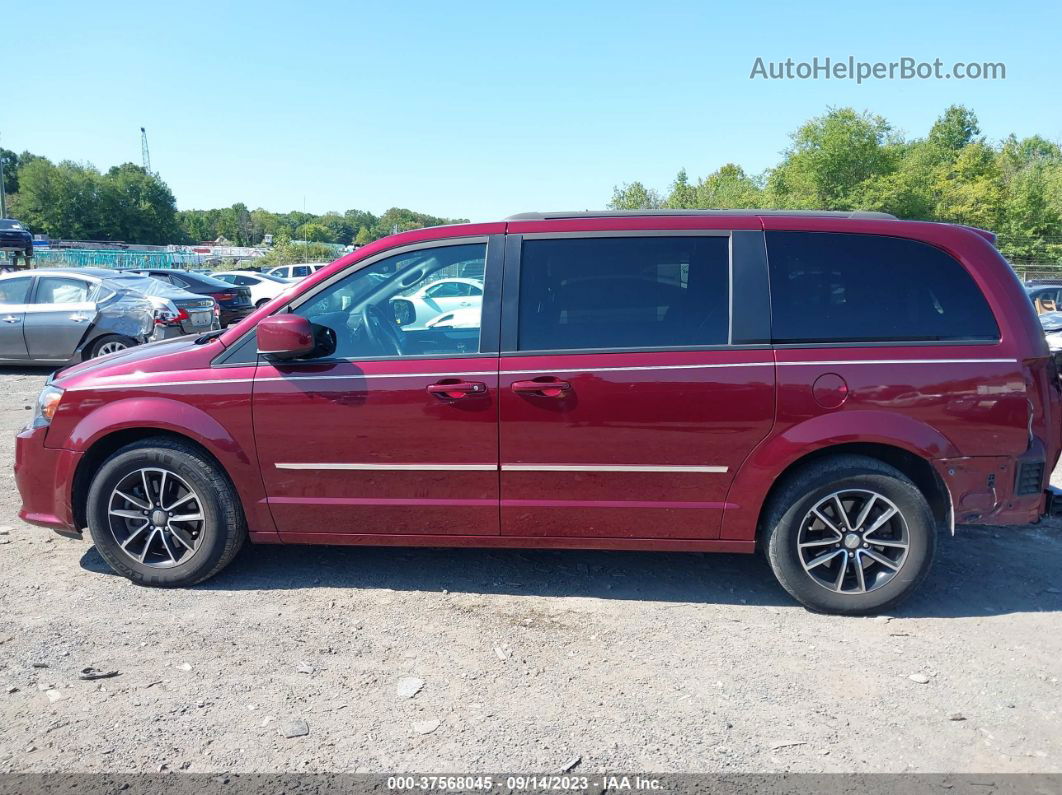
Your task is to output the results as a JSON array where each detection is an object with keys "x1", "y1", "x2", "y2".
[
  {"x1": 211, "y1": 270, "x2": 293, "y2": 308},
  {"x1": 425, "y1": 305, "x2": 481, "y2": 329},
  {"x1": 394, "y1": 277, "x2": 483, "y2": 330},
  {"x1": 264, "y1": 263, "x2": 328, "y2": 281}
]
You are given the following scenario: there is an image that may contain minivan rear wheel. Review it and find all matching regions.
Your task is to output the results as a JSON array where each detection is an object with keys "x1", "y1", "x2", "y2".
[
  {"x1": 762, "y1": 455, "x2": 936, "y2": 615},
  {"x1": 86, "y1": 438, "x2": 245, "y2": 586}
]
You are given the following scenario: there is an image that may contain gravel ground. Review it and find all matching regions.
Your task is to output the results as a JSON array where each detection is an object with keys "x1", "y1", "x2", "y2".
[{"x1": 1, "y1": 368, "x2": 1061, "y2": 774}]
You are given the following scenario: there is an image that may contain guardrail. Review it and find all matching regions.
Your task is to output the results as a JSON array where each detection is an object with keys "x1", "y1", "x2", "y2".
[{"x1": 29, "y1": 249, "x2": 204, "y2": 269}]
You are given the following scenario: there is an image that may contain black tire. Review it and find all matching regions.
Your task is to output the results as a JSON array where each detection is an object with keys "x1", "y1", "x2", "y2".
[
  {"x1": 86, "y1": 438, "x2": 246, "y2": 586},
  {"x1": 87, "y1": 334, "x2": 137, "y2": 359},
  {"x1": 255, "y1": 298, "x2": 271, "y2": 308},
  {"x1": 762, "y1": 455, "x2": 936, "y2": 615}
]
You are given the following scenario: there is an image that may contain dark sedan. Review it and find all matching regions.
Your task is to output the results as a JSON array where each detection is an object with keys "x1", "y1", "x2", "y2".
[
  {"x1": 0, "y1": 219, "x2": 34, "y2": 267},
  {"x1": 128, "y1": 269, "x2": 254, "y2": 327}
]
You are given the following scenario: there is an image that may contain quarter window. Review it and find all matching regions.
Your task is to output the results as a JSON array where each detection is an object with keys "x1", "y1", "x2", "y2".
[
  {"x1": 516, "y1": 236, "x2": 730, "y2": 351},
  {"x1": 766, "y1": 232, "x2": 1000, "y2": 344}
]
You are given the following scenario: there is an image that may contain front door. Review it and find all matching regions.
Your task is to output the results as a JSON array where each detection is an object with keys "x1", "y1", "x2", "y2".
[
  {"x1": 252, "y1": 238, "x2": 503, "y2": 540},
  {"x1": 24, "y1": 275, "x2": 98, "y2": 361},
  {"x1": 498, "y1": 231, "x2": 776, "y2": 540},
  {"x1": 0, "y1": 275, "x2": 32, "y2": 361}
]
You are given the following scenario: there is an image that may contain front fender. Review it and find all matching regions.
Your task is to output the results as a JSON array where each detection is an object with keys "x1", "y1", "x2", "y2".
[
  {"x1": 720, "y1": 410, "x2": 961, "y2": 541},
  {"x1": 53, "y1": 395, "x2": 276, "y2": 540}
]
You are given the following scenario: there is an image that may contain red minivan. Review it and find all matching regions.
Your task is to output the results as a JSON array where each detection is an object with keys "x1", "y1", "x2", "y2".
[{"x1": 14, "y1": 210, "x2": 1062, "y2": 614}]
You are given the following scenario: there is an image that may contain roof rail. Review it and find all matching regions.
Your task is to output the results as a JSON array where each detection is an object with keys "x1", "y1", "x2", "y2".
[{"x1": 505, "y1": 209, "x2": 899, "y2": 221}]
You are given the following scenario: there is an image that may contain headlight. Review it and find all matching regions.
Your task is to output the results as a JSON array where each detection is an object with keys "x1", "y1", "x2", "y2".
[{"x1": 33, "y1": 385, "x2": 65, "y2": 428}]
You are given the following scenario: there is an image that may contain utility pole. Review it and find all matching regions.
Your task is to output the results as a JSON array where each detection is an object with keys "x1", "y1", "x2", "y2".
[
  {"x1": 0, "y1": 132, "x2": 6, "y2": 218},
  {"x1": 140, "y1": 127, "x2": 152, "y2": 173}
]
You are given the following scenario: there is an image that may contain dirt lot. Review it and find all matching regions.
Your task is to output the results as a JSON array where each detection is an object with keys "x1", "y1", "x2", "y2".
[{"x1": 1, "y1": 368, "x2": 1061, "y2": 774}]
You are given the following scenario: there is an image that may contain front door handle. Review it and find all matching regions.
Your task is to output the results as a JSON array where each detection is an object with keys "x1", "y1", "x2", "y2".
[
  {"x1": 511, "y1": 379, "x2": 572, "y2": 397},
  {"x1": 1, "y1": 315, "x2": 19, "y2": 324},
  {"x1": 427, "y1": 380, "x2": 488, "y2": 400},
  {"x1": 69, "y1": 314, "x2": 89, "y2": 322}
]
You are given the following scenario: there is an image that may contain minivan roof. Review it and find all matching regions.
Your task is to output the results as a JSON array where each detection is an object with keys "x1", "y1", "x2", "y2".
[{"x1": 506, "y1": 209, "x2": 898, "y2": 221}]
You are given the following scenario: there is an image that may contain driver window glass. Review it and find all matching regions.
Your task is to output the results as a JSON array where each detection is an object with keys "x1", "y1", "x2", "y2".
[
  {"x1": 294, "y1": 243, "x2": 487, "y2": 360},
  {"x1": 0, "y1": 278, "x2": 32, "y2": 304}
]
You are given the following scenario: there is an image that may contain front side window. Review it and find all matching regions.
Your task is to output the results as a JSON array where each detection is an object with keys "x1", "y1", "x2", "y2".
[
  {"x1": 292, "y1": 266, "x2": 311, "y2": 278},
  {"x1": 0, "y1": 277, "x2": 32, "y2": 304},
  {"x1": 516, "y1": 236, "x2": 730, "y2": 351},
  {"x1": 766, "y1": 232, "x2": 1000, "y2": 344},
  {"x1": 35, "y1": 277, "x2": 92, "y2": 305},
  {"x1": 293, "y1": 242, "x2": 487, "y2": 359}
]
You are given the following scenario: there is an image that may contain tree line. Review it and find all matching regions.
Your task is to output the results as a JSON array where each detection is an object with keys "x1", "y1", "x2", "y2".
[
  {"x1": 4, "y1": 104, "x2": 1060, "y2": 264},
  {"x1": 610, "y1": 105, "x2": 1062, "y2": 265},
  {"x1": 0, "y1": 150, "x2": 466, "y2": 248}
]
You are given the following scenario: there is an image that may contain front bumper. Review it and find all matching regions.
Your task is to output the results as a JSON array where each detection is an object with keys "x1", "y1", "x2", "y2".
[{"x1": 14, "y1": 425, "x2": 83, "y2": 535}]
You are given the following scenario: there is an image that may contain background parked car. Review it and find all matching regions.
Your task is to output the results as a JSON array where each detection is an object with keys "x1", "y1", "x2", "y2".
[
  {"x1": 0, "y1": 219, "x2": 33, "y2": 268},
  {"x1": 82, "y1": 270, "x2": 220, "y2": 340},
  {"x1": 1026, "y1": 283, "x2": 1062, "y2": 314},
  {"x1": 391, "y1": 277, "x2": 483, "y2": 330},
  {"x1": 210, "y1": 270, "x2": 292, "y2": 308},
  {"x1": 0, "y1": 269, "x2": 155, "y2": 363},
  {"x1": 264, "y1": 263, "x2": 327, "y2": 281},
  {"x1": 127, "y1": 269, "x2": 253, "y2": 326}
]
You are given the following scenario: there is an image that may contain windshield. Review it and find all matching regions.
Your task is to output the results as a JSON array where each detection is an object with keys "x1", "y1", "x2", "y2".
[{"x1": 0, "y1": 219, "x2": 26, "y2": 231}]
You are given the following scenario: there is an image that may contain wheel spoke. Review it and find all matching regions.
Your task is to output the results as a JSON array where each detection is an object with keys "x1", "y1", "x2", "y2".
[
  {"x1": 170, "y1": 513, "x2": 204, "y2": 523},
  {"x1": 109, "y1": 508, "x2": 146, "y2": 520},
  {"x1": 832, "y1": 495, "x2": 854, "y2": 531},
  {"x1": 853, "y1": 551, "x2": 867, "y2": 593},
  {"x1": 868, "y1": 539, "x2": 909, "y2": 549},
  {"x1": 138, "y1": 527, "x2": 160, "y2": 562},
  {"x1": 158, "y1": 471, "x2": 168, "y2": 509},
  {"x1": 158, "y1": 531, "x2": 177, "y2": 563},
  {"x1": 863, "y1": 507, "x2": 898, "y2": 539},
  {"x1": 114, "y1": 490, "x2": 149, "y2": 510},
  {"x1": 853, "y1": 494, "x2": 878, "y2": 532},
  {"x1": 169, "y1": 525, "x2": 195, "y2": 551},
  {"x1": 799, "y1": 537, "x2": 841, "y2": 549},
  {"x1": 163, "y1": 491, "x2": 195, "y2": 512},
  {"x1": 863, "y1": 548, "x2": 901, "y2": 571},
  {"x1": 832, "y1": 554, "x2": 849, "y2": 591},
  {"x1": 805, "y1": 548, "x2": 844, "y2": 570},
  {"x1": 141, "y1": 470, "x2": 153, "y2": 504},
  {"x1": 120, "y1": 522, "x2": 150, "y2": 550},
  {"x1": 811, "y1": 508, "x2": 842, "y2": 535}
]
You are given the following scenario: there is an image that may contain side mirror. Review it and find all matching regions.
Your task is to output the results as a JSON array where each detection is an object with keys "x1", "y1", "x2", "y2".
[
  {"x1": 257, "y1": 314, "x2": 315, "y2": 360},
  {"x1": 392, "y1": 298, "x2": 416, "y2": 327}
]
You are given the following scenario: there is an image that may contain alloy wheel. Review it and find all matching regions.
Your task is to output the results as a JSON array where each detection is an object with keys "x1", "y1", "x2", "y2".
[
  {"x1": 96, "y1": 340, "x2": 129, "y2": 356},
  {"x1": 797, "y1": 489, "x2": 910, "y2": 594},
  {"x1": 107, "y1": 468, "x2": 205, "y2": 568}
]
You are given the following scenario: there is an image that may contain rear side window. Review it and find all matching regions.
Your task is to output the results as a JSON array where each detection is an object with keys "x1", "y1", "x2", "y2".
[
  {"x1": 35, "y1": 277, "x2": 91, "y2": 304},
  {"x1": 766, "y1": 232, "x2": 999, "y2": 344},
  {"x1": 517, "y1": 236, "x2": 730, "y2": 351}
]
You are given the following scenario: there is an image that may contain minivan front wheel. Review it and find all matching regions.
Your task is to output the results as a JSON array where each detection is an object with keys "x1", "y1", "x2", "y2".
[
  {"x1": 762, "y1": 455, "x2": 936, "y2": 615},
  {"x1": 86, "y1": 438, "x2": 245, "y2": 586}
]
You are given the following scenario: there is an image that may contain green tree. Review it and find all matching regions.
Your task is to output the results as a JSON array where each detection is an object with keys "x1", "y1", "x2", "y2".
[
  {"x1": 295, "y1": 222, "x2": 334, "y2": 242},
  {"x1": 608, "y1": 181, "x2": 662, "y2": 210},
  {"x1": 766, "y1": 108, "x2": 899, "y2": 209}
]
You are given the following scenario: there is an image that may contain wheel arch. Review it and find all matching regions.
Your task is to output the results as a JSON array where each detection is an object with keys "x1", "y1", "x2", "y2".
[
  {"x1": 71, "y1": 428, "x2": 236, "y2": 531},
  {"x1": 721, "y1": 411, "x2": 957, "y2": 542},
  {"x1": 752, "y1": 443, "x2": 950, "y2": 545}
]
